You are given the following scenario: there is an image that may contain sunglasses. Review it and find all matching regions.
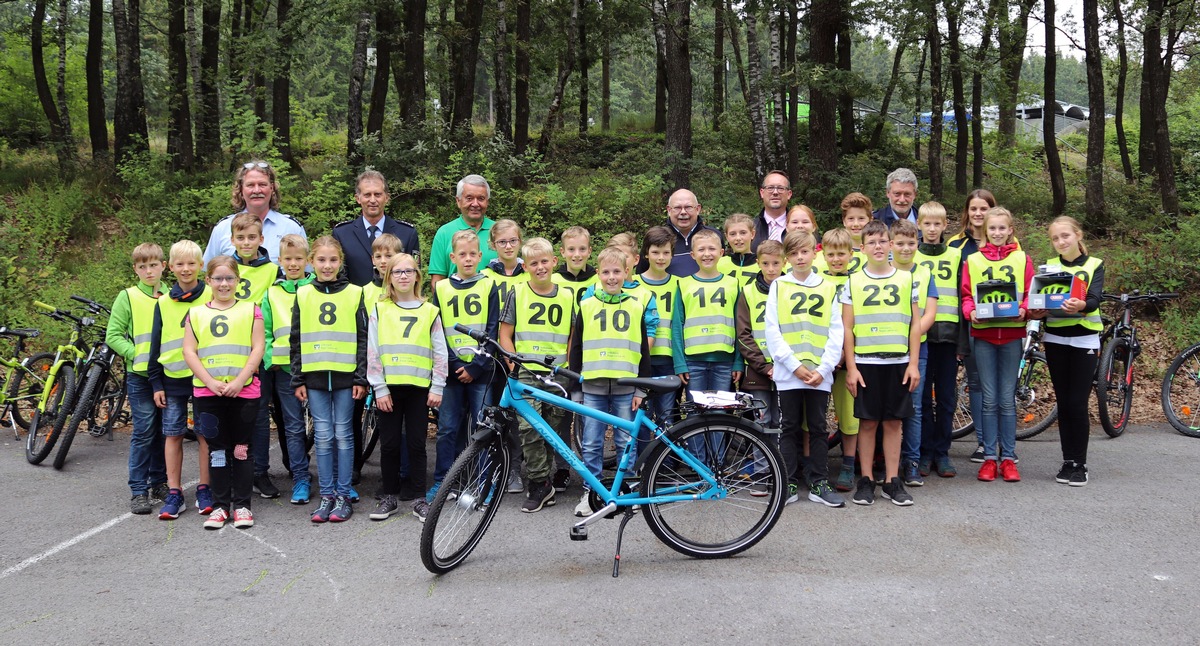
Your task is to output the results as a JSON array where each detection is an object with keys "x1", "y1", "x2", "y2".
[{"x1": 242, "y1": 161, "x2": 271, "y2": 170}]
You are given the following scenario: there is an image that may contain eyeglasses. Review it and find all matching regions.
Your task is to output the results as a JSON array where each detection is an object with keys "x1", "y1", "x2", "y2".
[
  {"x1": 243, "y1": 161, "x2": 270, "y2": 170},
  {"x1": 494, "y1": 238, "x2": 520, "y2": 248},
  {"x1": 760, "y1": 185, "x2": 790, "y2": 193},
  {"x1": 390, "y1": 269, "x2": 416, "y2": 278},
  {"x1": 668, "y1": 205, "x2": 698, "y2": 214},
  {"x1": 209, "y1": 275, "x2": 239, "y2": 283},
  {"x1": 864, "y1": 239, "x2": 891, "y2": 247}
]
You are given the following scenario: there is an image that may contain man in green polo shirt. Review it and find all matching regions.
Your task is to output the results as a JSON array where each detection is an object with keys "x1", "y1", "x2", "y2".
[{"x1": 429, "y1": 174, "x2": 497, "y2": 288}]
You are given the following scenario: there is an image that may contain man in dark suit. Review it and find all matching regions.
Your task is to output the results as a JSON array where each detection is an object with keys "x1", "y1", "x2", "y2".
[{"x1": 332, "y1": 169, "x2": 421, "y2": 287}]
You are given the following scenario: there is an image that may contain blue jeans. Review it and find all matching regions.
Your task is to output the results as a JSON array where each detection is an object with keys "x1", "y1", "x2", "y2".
[
  {"x1": 581, "y1": 392, "x2": 634, "y2": 483},
  {"x1": 684, "y1": 360, "x2": 733, "y2": 461},
  {"x1": 964, "y1": 350, "x2": 984, "y2": 446},
  {"x1": 266, "y1": 370, "x2": 309, "y2": 486},
  {"x1": 308, "y1": 387, "x2": 354, "y2": 497},
  {"x1": 971, "y1": 337, "x2": 1022, "y2": 460},
  {"x1": 434, "y1": 379, "x2": 489, "y2": 484},
  {"x1": 643, "y1": 360, "x2": 679, "y2": 456},
  {"x1": 127, "y1": 374, "x2": 166, "y2": 495},
  {"x1": 921, "y1": 342, "x2": 959, "y2": 460},
  {"x1": 901, "y1": 343, "x2": 928, "y2": 463},
  {"x1": 161, "y1": 393, "x2": 189, "y2": 437}
]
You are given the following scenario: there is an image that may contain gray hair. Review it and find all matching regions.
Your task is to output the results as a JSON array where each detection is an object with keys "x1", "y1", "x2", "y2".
[
  {"x1": 456, "y1": 174, "x2": 491, "y2": 199},
  {"x1": 355, "y1": 168, "x2": 388, "y2": 194},
  {"x1": 885, "y1": 168, "x2": 918, "y2": 192}
]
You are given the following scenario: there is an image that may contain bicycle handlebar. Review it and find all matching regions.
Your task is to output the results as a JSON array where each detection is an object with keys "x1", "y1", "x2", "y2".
[
  {"x1": 1102, "y1": 292, "x2": 1180, "y2": 304},
  {"x1": 453, "y1": 323, "x2": 582, "y2": 383},
  {"x1": 33, "y1": 301, "x2": 56, "y2": 312}
]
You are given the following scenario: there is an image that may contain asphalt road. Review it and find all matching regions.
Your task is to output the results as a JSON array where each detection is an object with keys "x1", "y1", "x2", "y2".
[{"x1": 2, "y1": 423, "x2": 1198, "y2": 644}]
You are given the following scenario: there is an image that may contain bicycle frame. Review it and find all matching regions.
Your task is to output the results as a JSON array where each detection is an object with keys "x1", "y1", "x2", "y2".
[{"x1": 39, "y1": 334, "x2": 85, "y2": 411}]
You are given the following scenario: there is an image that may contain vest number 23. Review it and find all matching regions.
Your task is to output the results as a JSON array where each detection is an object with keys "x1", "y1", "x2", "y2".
[{"x1": 862, "y1": 284, "x2": 901, "y2": 307}]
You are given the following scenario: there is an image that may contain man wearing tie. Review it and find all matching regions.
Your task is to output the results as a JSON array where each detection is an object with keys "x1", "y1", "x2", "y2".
[
  {"x1": 750, "y1": 169, "x2": 792, "y2": 253},
  {"x1": 333, "y1": 169, "x2": 421, "y2": 286}
]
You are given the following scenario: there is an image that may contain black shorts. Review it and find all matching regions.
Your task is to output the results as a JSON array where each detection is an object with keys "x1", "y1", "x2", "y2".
[{"x1": 852, "y1": 363, "x2": 914, "y2": 421}]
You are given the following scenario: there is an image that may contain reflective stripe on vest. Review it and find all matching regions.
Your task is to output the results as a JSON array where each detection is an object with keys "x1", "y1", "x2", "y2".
[
  {"x1": 741, "y1": 282, "x2": 772, "y2": 363},
  {"x1": 512, "y1": 283, "x2": 575, "y2": 371},
  {"x1": 376, "y1": 300, "x2": 438, "y2": 387},
  {"x1": 126, "y1": 286, "x2": 159, "y2": 373},
  {"x1": 1044, "y1": 256, "x2": 1104, "y2": 333},
  {"x1": 914, "y1": 246, "x2": 963, "y2": 324},
  {"x1": 266, "y1": 285, "x2": 297, "y2": 365},
  {"x1": 679, "y1": 274, "x2": 739, "y2": 355},
  {"x1": 435, "y1": 276, "x2": 495, "y2": 361},
  {"x1": 775, "y1": 277, "x2": 838, "y2": 368},
  {"x1": 848, "y1": 270, "x2": 913, "y2": 355},
  {"x1": 908, "y1": 264, "x2": 932, "y2": 343},
  {"x1": 967, "y1": 250, "x2": 1028, "y2": 330},
  {"x1": 157, "y1": 285, "x2": 210, "y2": 378},
  {"x1": 189, "y1": 300, "x2": 255, "y2": 386},
  {"x1": 580, "y1": 296, "x2": 644, "y2": 379},
  {"x1": 642, "y1": 275, "x2": 678, "y2": 358},
  {"x1": 235, "y1": 262, "x2": 278, "y2": 305},
  {"x1": 297, "y1": 284, "x2": 362, "y2": 373}
]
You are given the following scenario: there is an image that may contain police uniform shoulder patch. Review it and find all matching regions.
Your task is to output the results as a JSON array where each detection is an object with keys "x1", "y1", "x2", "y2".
[
  {"x1": 332, "y1": 218, "x2": 357, "y2": 228},
  {"x1": 396, "y1": 219, "x2": 417, "y2": 229}
]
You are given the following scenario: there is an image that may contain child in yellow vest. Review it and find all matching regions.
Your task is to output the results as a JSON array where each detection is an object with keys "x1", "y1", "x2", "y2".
[
  {"x1": 639, "y1": 226, "x2": 680, "y2": 430},
  {"x1": 815, "y1": 228, "x2": 861, "y2": 491},
  {"x1": 734, "y1": 239, "x2": 785, "y2": 436},
  {"x1": 364, "y1": 233, "x2": 403, "y2": 306},
  {"x1": 671, "y1": 229, "x2": 742, "y2": 392},
  {"x1": 553, "y1": 225, "x2": 596, "y2": 303},
  {"x1": 717, "y1": 213, "x2": 759, "y2": 284},
  {"x1": 890, "y1": 219, "x2": 939, "y2": 487}
]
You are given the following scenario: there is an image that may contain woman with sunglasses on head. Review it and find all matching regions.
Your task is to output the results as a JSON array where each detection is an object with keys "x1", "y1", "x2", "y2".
[{"x1": 203, "y1": 160, "x2": 308, "y2": 266}]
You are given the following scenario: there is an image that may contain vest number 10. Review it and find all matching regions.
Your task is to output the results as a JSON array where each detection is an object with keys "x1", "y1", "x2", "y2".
[{"x1": 592, "y1": 308, "x2": 631, "y2": 332}]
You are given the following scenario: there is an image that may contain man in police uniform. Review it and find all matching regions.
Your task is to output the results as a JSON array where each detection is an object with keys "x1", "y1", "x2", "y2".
[
  {"x1": 204, "y1": 160, "x2": 308, "y2": 265},
  {"x1": 333, "y1": 169, "x2": 421, "y2": 287}
]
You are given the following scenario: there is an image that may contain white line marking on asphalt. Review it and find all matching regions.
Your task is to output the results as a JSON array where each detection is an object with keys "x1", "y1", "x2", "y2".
[{"x1": 227, "y1": 520, "x2": 342, "y2": 602}]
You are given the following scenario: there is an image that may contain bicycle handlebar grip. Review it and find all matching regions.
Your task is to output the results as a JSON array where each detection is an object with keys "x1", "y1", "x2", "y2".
[
  {"x1": 1162, "y1": 292, "x2": 1181, "y2": 300},
  {"x1": 33, "y1": 301, "x2": 56, "y2": 312},
  {"x1": 453, "y1": 323, "x2": 486, "y2": 342},
  {"x1": 554, "y1": 366, "x2": 583, "y2": 383},
  {"x1": 70, "y1": 295, "x2": 95, "y2": 306}
]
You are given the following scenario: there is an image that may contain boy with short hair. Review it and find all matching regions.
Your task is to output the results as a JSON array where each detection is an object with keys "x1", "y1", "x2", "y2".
[
  {"x1": 890, "y1": 219, "x2": 939, "y2": 487},
  {"x1": 428, "y1": 229, "x2": 501, "y2": 501},
  {"x1": 568, "y1": 247, "x2": 651, "y2": 517},
  {"x1": 262, "y1": 234, "x2": 316, "y2": 504},
  {"x1": 639, "y1": 226, "x2": 679, "y2": 429},
  {"x1": 717, "y1": 213, "x2": 759, "y2": 284},
  {"x1": 148, "y1": 240, "x2": 213, "y2": 518},
  {"x1": 765, "y1": 231, "x2": 846, "y2": 508},
  {"x1": 364, "y1": 233, "x2": 403, "y2": 306},
  {"x1": 913, "y1": 202, "x2": 965, "y2": 478},
  {"x1": 672, "y1": 229, "x2": 741, "y2": 393},
  {"x1": 818, "y1": 229, "x2": 862, "y2": 491},
  {"x1": 109, "y1": 243, "x2": 168, "y2": 514},
  {"x1": 840, "y1": 220, "x2": 922, "y2": 507},
  {"x1": 735, "y1": 239, "x2": 785, "y2": 497},
  {"x1": 554, "y1": 226, "x2": 596, "y2": 300},
  {"x1": 499, "y1": 237, "x2": 577, "y2": 512},
  {"x1": 816, "y1": 193, "x2": 871, "y2": 276}
]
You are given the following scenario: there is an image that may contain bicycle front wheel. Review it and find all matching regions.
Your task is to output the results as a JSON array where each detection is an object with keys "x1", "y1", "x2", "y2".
[
  {"x1": 1097, "y1": 337, "x2": 1134, "y2": 438},
  {"x1": 641, "y1": 415, "x2": 785, "y2": 559},
  {"x1": 54, "y1": 364, "x2": 105, "y2": 470},
  {"x1": 1015, "y1": 352, "x2": 1058, "y2": 440},
  {"x1": 951, "y1": 361, "x2": 975, "y2": 439},
  {"x1": 27, "y1": 364, "x2": 76, "y2": 465},
  {"x1": 1162, "y1": 342, "x2": 1200, "y2": 438},
  {"x1": 8, "y1": 352, "x2": 54, "y2": 431},
  {"x1": 420, "y1": 431, "x2": 510, "y2": 574},
  {"x1": 360, "y1": 402, "x2": 379, "y2": 463}
]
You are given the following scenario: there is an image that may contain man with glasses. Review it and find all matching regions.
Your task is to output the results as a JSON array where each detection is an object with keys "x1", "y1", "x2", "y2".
[
  {"x1": 428, "y1": 174, "x2": 498, "y2": 288},
  {"x1": 204, "y1": 160, "x2": 308, "y2": 265},
  {"x1": 333, "y1": 169, "x2": 421, "y2": 286},
  {"x1": 640, "y1": 188, "x2": 723, "y2": 277},
  {"x1": 752, "y1": 170, "x2": 793, "y2": 252}
]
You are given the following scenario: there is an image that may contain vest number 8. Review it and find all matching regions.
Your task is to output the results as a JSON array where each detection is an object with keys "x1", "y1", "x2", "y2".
[{"x1": 319, "y1": 302, "x2": 338, "y2": 325}]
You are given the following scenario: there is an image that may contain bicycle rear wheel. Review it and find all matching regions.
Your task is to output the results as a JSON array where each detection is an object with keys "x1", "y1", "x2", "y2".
[
  {"x1": 420, "y1": 431, "x2": 510, "y2": 574},
  {"x1": 569, "y1": 417, "x2": 619, "y2": 469},
  {"x1": 641, "y1": 415, "x2": 785, "y2": 559},
  {"x1": 951, "y1": 362, "x2": 975, "y2": 439},
  {"x1": 54, "y1": 364, "x2": 105, "y2": 470},
  {"x1": 360, "y1": 402, "x2": 379, "y2": 463},
  {"x1": 96, "y1": 371, "x2": 127, "y2": 436},
  {"x1": 1162, "y1": 342, "x2": 1200, "y2": 438},
  {"x1": 1015, "y1": 352, "x2": 1058, "y2": 440},
  {"x1": 8, "y1": 353, "x2": 54, "y2": 431},
  {"x1": 1097, "y1": 337, "x2": 1134, "y2": 438},
  {"x1": 27, "y1": 364, "x2": 76, "y2": 464}
]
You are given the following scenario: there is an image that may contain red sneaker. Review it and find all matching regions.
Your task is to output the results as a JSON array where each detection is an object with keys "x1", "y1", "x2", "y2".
[
  {"x1": 977, "y1": 459, "x2": 997, "y2": 482},
  {"x1": 999, "y1": 459, "x2": 1021, "y2": 482}
]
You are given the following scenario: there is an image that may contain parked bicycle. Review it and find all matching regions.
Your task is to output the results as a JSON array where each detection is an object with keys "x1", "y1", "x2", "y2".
[
  {"x1": 1163, "y1": 340, "x2": 1200, "y2": 438},
  {"x1": 421, "y1": 324, "x2": 785, "y2": 576},
  {"x1": 1095, "y1": 291, "x2": 1178, "y2": 437},
  {"x1": 26, "y1": 301, "x2": 93, "y2": 464},
  {"x1": 0, "y1": 327, "x2": 54, "y2": 437}
]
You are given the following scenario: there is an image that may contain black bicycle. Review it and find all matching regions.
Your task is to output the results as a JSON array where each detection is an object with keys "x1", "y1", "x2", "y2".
[
  {"x1": 1095, "y1": 291, "x2": 1178, "y2": 438},
  {"x1": 53, "y1": 296, "x2": 128, "y2": 470},
  {"x1": 1163, "y1": 340, "x2": 1200, "y2": 438}
]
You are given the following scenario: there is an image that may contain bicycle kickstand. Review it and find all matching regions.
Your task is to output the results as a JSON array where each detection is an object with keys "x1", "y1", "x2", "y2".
[{"x1": 611, "y1": 509, "x2": 638, "y2": 578}]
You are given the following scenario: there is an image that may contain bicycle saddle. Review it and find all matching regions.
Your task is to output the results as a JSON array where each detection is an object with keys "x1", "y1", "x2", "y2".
[{"x1": 616, "y1": 375, "x2": 682, "y2": 393}]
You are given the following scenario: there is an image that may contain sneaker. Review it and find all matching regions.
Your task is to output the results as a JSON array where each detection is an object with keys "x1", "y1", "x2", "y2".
[
  {"x1": 158, "y1": 489, "x2": 187, "y2": 520},
  {"x1": 412, "y1": 499, "x2": 429, "y2": 522},
  {"x1": 970, "y1": 445, "x2": 986, "y2": 463},
  {"x1": 253, "y1": 473, "x2": 280, "y2": 499},
  {"x1": 785, "y1": 483, "x2": 800, "y2": 505},
  {"x1": 881, "y1": 477, "x2": 914, "y2": 506},
  {"x1": 903, "y1": 461, "x2": 925, "y2": 487},
  {"x1": 329, "y1": 496, "x2": 353, "y2": 522},
  {"x1": 369, "y1": 495, "x2": 400, "y2": 520},
  {"x1": 851, "y1": 477, "x2": 874, "y2": 506},
  {"x1": 506, "y1": 469, "x2": 524, "y2": 494},
  {"x1": 935, "y1": 456, "x2": 957, "y2": 478},
  {"x1": 232, "y1": 507, "x2": 254, "y2": 528},
  {"x1": 349, "y1": 486, "x2": 360, "y2": 503},
  {"x1": 426, "y1": 481, "x2": 442, "y2": 504},
  {"x1": 834, "y1": 465, "x2": 855, "y2": 492},
  {"x1": 552, "y1": 468, "x2": 572, "y2": 493},
  {"x1": 203, "y1": 508, "x2": 229, "y2": 529},
  {"x1": 917, "y1": 456, "x2": 933, "y2": 477},
  {"x1": 521, "y1": 480, "x2": 556, "y2": 513},
  {"x1": 130, "y1": 494, "x2": 152, "y2": 515},
  {"x1": 999, "y1": 459, "x2": 1020, "y2": 482},
  {"x1": 574, "y1": 492, "x2": 592, "y2": 517},
  {"x1": 749, "y1": 480, "x2": 770, "y2": 497},
  {"x1": 149, "y1": 483, "x2": 170, "y2": 502},
  {"x1": 1056, "y1": 461, "x2": 1074, "y2": 484},
  {"x1": 311, "y1": 496, "x2": 335, "y2": 523},
  {"x1": 978, "y1": 459, "x2": 998, "y2": 482},
  {"x1": 290, "y1": 481, "x2": 311, "y2": 505},
  {"x1": 808, "y1": 480, "x2": 845, "y2": 508},
  {"x1": 1069, "y1": 464, "x2": 1089, "y2": 487},
  {"x1": 195, "y1": 485, "x2": 214, "y2": 515}
]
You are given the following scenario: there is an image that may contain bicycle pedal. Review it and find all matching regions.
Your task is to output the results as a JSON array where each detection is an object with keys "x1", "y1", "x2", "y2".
[{"x1": 569, "y1": 526, "x2": 588, "y2": 541}]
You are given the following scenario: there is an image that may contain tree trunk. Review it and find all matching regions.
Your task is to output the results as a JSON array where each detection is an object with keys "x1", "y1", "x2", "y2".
[
  {"x1": 346, "y1": 10, "x2": 372, "y2": 165},
  {"x1": 808, "y1": 0, "x2": 839, "y2": 176},
  {"x1": 537, "y1": 0, "x2": 579, "y2": 156},
  {"x1": 927, "y1": 0, "x2": 944, "y2": 199},
  {"x1": 1043, "y1": 0, "x2": 1066, "y2": 216},
  {"x1": 1110, "y1": 0, "x2": 1133, "y2": 182},
  {"x1": 971, "y1": 0, "x2": 996, "y2": 187},
  {"x1": 1144, "y1": 0, "x2": 1180, "y2": 214},
  {"x1": 86, "y1": 0, "x2": 108, "y2": 158},
  {"x1": 168, "y1": 0, "x2": 195, "y2": 170},
  {"x1": 437, "y1": 0, "x2": 452, "y2": 123},
  {"x1": 726, "y1": 0, "x2": 762, "y2": 179},
  {"x1": 398, "y1": 0, "x2": 427, "y2": 123},
  {"x1": 664, "y1": 0, "x2": 693, "y2": 188},
  {"x1": 245, "y1": 0, "x2": 267, "y2": 134},
  {"x1": 450, "y1": 0, "x2": 485, "y2": 135},
  {"x1": 768, "y1": 3, "x2": 785, "y2": 165},
  {"x1": 112, "y1": 0, "x2": 149, "y2": 166},
  {"x1": 514, "y1": 0, "x2": 530, "y2": 153},
  {"x1": 837, "y1": 15, "x2": 853, "y2": 157},
  {"x1": 868, "y1": 19, "x2": 910, "y2": 150},
  {"x1": 186, "y1": 0, "x2": 202, "y2": 117},
  {"x1": 493, "y1": 0, "x2": 512, "y2": 141},
  {"x1": 602, "y1": 39, "x2": 611, "y2": 131},
  {"x1": 914, "y1": 43, "x2": 925, "y2": 161},
  {"x1": 1082, "y1": 0, "x2": 1106, "y2": 225},
  {"x1": 786, "y1": 1, "x2": 799, "y2": 179},
  {"x1": 995, "y1": 0, "x2": 1035, "y2": 149},
  {"x1": 33, "y1": 1, "x2": 70, "y2": 167},
  {"x1": 943, "y1": 0, "x2": 968, "y2": 194},
  {"x1": 195, "y1": 0, "x2": 221, "y2": 163},
  {"x1": 368, "y1": 4, "x2": 394, "y2": 139},
  {"x1": 712, "y1": 0, "x2": 724, "y2": 131},
  {"x1": 272, "y1": 0, "x2": 297, "y2": 169},
  {"x1": 741, "y1": 2, "x2": 771, "y2": 181},
  {"x1": 578, "y1": 2, "x2": 589, "y2": 135},
  {"x1": 651, "y1": 0, "x2": 668, "y2": 134},
  {"x1": 53, "y1": 0, "x2": 75, "y2": 165}
]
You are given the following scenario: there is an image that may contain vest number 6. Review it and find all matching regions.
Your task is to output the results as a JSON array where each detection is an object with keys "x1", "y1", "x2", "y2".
[{"x1": 210, "y1": 314, "x2": 229, "y2": 337}]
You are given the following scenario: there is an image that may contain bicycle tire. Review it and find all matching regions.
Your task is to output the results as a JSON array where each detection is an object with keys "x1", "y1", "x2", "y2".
[
  {"x1": 1162, "y1": 342, "x2": 1200, "y2": 438},
  {"x1": 569, "y1": 415, "x2": 619, "y2": 469},
  {"x1": 1096, "y1": 337, "x2": 1134, "y2": 438},
  {"x1": 26, "y1": 363, "x2": 76, "y2": 464},
  {"x1": 360, "y1": 402, "x2": 379, "y2": 463},
  {"x1": 54, "y1": 364, "x2": 105, "y2": 470},
  {"x1": 97, "y1": 371, "x2": 127, "y2": 436},
  {"x1": 420, "y1": 430, "x2": 510, "y2": 574},
  {"x1": 641, "y1": 415, "x2": 786, "y2": 559},
  {"x1": 302, "y1": 400, "x2": 315, "y2": 452},
  {"x1": 1015, "y1": 352, "x2": 1058, "y2": 440},
  {"x1": 8, "y1": 352, "x2": 54, "y2": 431},
  {"x1": 951, "y1": 362, "x2": 975, "y2": 439}
]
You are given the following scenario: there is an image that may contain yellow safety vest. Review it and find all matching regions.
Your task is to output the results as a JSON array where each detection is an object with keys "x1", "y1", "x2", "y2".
[
  {"x1": 741, "y1": 282, "x2": 772, "y2": 363},
  {"x1": 914, "y1": 245, "x2": 963, "y2": 324},
  {"x1": 362, "y1": 281, "x2": 385, "y2": 308},
  {"x1": 376, "y1": 300, "x2": 438, "y2": 387},
  {"x1": 189, "y1": 300, "x2": 256, "y2": 386},
  {"x1": 641, "y1": 274, "x2": 678, "y2": 359},
  {"x1": 775, "y1": 277, "x2": 839, "y2": 368},
  {"x1": 512, "y1": 283, "x2": 575, "y2": 371},
  {"x1": 847, "y1": 269, "x2": 914, "y2": 356},
  {"x1": 126, "y1": 286, "x2": 159, "y2": 373},
  {"x1": 266, "y1": 285, "x2": 297, "y2": 366},
  {"x1": 906, "y1": 264, "x2": 932, "y2": 343},
  {"x1": 717, "y1": 256, "x2": 759, "y2": 285},
  {"x1": 234, "y1": 262, "x2": 278, "y2": 305},
  {"x1": 814, "y1": 249, "x2": 867, "y2": 276},
  {"x1": 967, "y1": 250, "x2": 1027, "y2": 330},
  {"x1": 1044, "y1": 256, "x2": 1103, "y2": 333},
  {"x1": 484, "y1": 267, "x2": 530, "y2": 312},
  {"x1": 678, "y1": 274, "x2": 739, "y2": 355},
  {"x1": 296, "y1": 284, "x2": 363, "y2": 373},
  {"x1": 157, "y1": 285, "x2": 210, "y2": 379},
  {"x1": 580, "y1": 295, "x2": 644, "y2": 379},
  {"x1": 435, "y1": 276, "x2": 495, "y2": 361}
]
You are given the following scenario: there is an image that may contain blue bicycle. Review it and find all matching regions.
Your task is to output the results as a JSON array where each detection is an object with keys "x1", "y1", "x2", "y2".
[{"x1": 420, "y1": 325, "x2": 786, "y2": 576}]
